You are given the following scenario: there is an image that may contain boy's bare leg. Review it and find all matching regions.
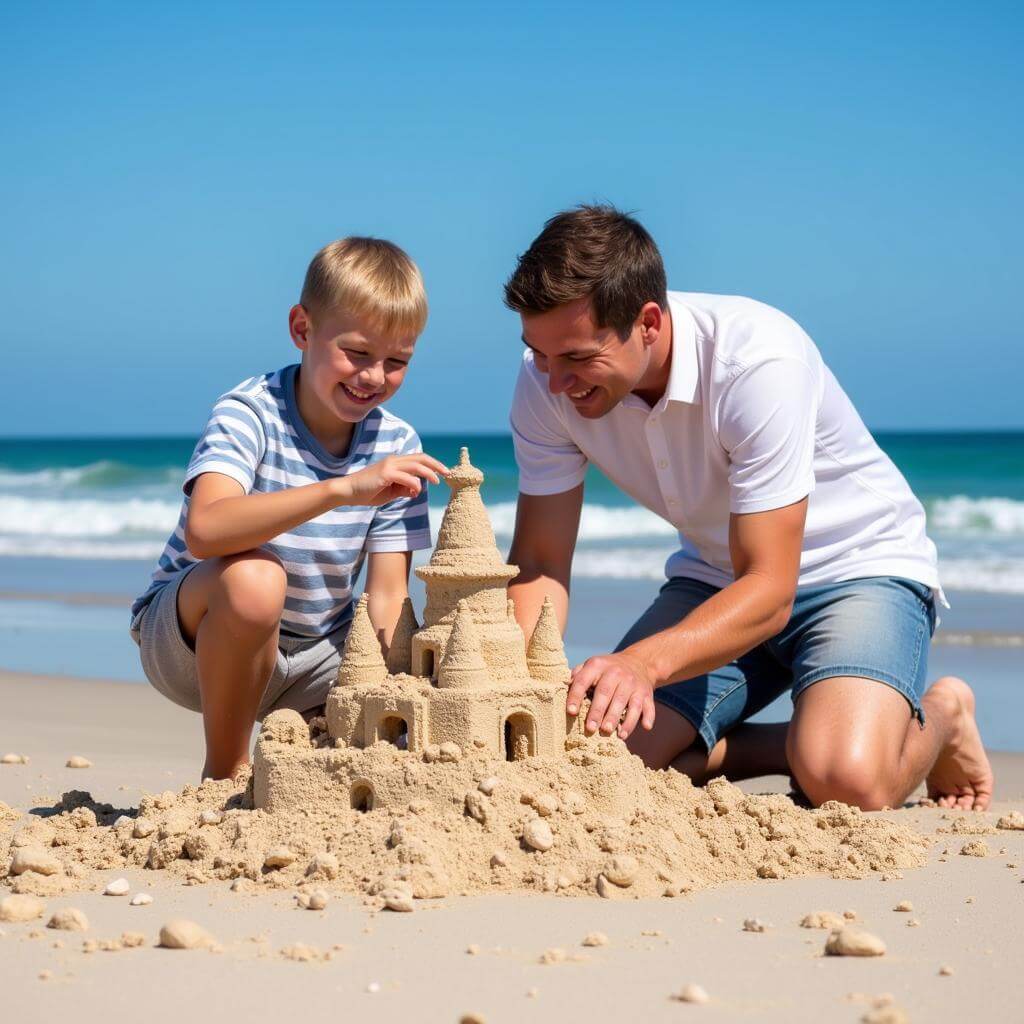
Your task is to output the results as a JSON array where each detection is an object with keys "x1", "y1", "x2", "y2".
[
  {"x1": 176, "y1": 551, "x2": 287, "y2": 780},
  {"x1": 786, "y1": 675, "x2": 993, "y2": 811}
]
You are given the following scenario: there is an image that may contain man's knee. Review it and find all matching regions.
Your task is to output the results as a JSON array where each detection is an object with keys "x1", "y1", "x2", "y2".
[
  {"x1": 788, "y1": 743, "x2": 897, "y2": 811},
  {"x1": 213, "y1": 551, "x2": 287, "y2": 631}
]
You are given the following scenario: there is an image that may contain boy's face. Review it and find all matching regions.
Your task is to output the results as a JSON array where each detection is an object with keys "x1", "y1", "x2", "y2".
[
  {"x1": 520, "y1": 296, "x2": 657, "y2": 420},
  {"x1": 290, "y1": 305, "x2": 416, "y2": 425}
]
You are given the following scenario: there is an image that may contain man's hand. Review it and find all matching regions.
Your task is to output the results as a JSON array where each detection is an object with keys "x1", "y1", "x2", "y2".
[
  {"x1": 336, "y1": 454, "x2": 448, "y2": 506},
  {"x1": 566, "y1": 651, "x2": 657, "y2": 741}
]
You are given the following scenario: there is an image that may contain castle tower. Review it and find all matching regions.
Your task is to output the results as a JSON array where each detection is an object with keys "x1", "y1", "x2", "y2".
[
  {"x1": 437, "y1": 601, "x2": 489, "y2": 689},
  {"x1": 337, "y1": 595, "x2": 387, "y2": 687},
  {"x1": 385, "y1": 597, "x2": 418, "y2": 675},
  {"x1": 526, "y1": 596, "x2": 570, "y2": 684},
  {"x1": 412, "y1": 448, "x2": 528, "y2": 682}
]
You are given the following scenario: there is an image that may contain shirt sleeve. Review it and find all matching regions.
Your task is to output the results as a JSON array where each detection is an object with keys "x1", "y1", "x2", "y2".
[
  {"x1": 717, "y1": 358, "x2": 818, "y2": 515},
  {"x1": 364, "y1": 428, "x2": 433, "y2": 553},
  {"x1": 509, "y1": 354, "x2": 588, "y2": 495},
  {"x1": 184, "y1": 396, "x2": 266, "y2": 495}
]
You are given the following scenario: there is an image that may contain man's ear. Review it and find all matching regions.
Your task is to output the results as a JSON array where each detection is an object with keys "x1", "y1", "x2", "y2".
[
  {"x1": 289, "y1": 304, "x2": 312, "y2": 351},
  {"x1": 638, "y1": 302, "x2": 663, "y2": 348}
]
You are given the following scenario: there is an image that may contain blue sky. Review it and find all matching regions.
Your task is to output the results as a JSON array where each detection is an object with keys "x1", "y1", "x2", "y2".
[{"x1": 1, "y1": 1, "x2": 1021, "y2": 436}]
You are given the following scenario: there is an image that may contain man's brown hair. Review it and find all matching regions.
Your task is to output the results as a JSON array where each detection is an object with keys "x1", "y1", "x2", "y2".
[{"x1": 503, "y1": 205, "x2": 668, "y2": 338}]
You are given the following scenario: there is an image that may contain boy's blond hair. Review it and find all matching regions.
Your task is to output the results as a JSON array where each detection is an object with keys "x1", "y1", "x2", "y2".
[{"x1": 300, "y1": 237, "x2": 428, "y2": 337}]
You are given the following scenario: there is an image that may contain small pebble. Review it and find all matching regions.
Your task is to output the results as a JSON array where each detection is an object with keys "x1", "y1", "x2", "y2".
[
  {"x1": 0, "y1": 894, "x2": 46, "y2": 922},
  {"x1": 130, "y1": 893, "x2": 153, "y2": 907},
  {"x1": 132, "y1": 818, "x2": 155, "y2": 839},
  {"x1": 199, "y1": 809, "x2": 223, "y2": 825},
  {"x1": 959, "y1": 841, "x2": 988, "y2": 858},
  {"x1": 539, "y1": 947, "x2": 567, "y2": 964},
  {"x1": 466, "y1": 944, "x2": 480, "y2": 955},
  {"x1": 825, "y1": 928, "x2": 886, "y2": 957},
  {"x1": 742, "y1": 918, "x2": 767, "y2": 932},
  {"x1": 65, "y1": 756, "x2": 92, "y2": 769},
  {"x1": 893, "y1": 900, "x2": 913, "y2": 912},
  {"x1": 459, "y1": 1015, "x2": 486, "y2": 1024},
  {"x1": 582, "y1": 931, "x2": 609, "y2": 947},
  {"x1": 478, "y1": 777, "x2": 498, "y2": 796},
  {"x1": 522, "y1": 818, "x2": 554, "y2": 852},
  {"x1": 103, "y1": 878, "x2": 130, "y2": 897},
  {"x1": 1, "y1": 753, "x2": 29, "y2": 765},
  {"x1": 10, "y1": 846, "x2": 62, "y2": 877},
  {"x1": 366, "y1": 981, "x2": 381, "y2": 994},
  {"x1": 939, "y1": 965, "x2": 954, "y2": 976},
  {"x1": 673, "y1": 983, "x2": 710, "y2": 1004},
  {"x1": 381, "y1": 883, "x2": 415, "y2": 913},
  {"x1": 907, "y1": 919, "x2": 920, "y2": 928},
  {"x1": 158, "y1": 919, "x2": 215, "y2": 950},
  {"x1": 263, "y1": 846, "x2": 296, "y2": 869},
  {"x1": 47, "y1": 908, "x2": 89, "y2": 932},
  {"x1": 38, "y1": 969, "x2": 53, "y2": 981}
]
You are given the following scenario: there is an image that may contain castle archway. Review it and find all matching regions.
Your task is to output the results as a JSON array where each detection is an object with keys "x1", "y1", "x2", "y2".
[
  {"x1": 503, "y1": 712, "x2": 536, "y2": 761},
  {"x1": 378, "y1": 715, "x2": 409, "y2": 748},
  {"x1": 350, "y1": 781, "x2": 375, "y2": 812}
]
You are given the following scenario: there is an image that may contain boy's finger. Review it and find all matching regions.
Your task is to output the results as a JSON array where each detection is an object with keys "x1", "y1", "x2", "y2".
[{"x1": 387, "y1": 471, "x2": 422, "y2": 495}]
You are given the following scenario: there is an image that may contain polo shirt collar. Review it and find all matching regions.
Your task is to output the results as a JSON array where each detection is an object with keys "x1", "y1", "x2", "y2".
[{"x1": 644, "y1": 292, "x2": 701, "y2": 413}]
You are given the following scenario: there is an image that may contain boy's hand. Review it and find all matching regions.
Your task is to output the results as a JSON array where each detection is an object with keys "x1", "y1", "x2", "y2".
[
  {"x1": 566, "y1": 651, "x2": 657, "y2": 741},
  {"x1": 336, "y1": 453, "x2": 449, "y2": 506}
]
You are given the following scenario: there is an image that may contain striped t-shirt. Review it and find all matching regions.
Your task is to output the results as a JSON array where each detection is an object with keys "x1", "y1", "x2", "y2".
[{"x1": 130, "y1": 364, "x2": 431, "y2": 639}]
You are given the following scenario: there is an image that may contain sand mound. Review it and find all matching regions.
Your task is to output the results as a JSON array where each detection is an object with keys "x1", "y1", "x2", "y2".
[{"x1": 0, "y1": 743, "x2": 927, "y2": 902}]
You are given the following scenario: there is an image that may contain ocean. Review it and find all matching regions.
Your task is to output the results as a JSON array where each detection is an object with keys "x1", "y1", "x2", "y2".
[{"x1": 1, "y1": 431, "x2": 1022, "y2": 748}]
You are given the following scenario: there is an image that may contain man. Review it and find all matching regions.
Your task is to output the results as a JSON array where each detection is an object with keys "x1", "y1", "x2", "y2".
[{"x1": 504, "y1": 205, "x2": 992, "y2": 811}]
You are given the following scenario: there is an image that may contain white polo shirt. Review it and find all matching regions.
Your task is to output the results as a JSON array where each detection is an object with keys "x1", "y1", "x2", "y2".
[{"x1": 511, "y1": 291, "x2": 940, "y2": 591}]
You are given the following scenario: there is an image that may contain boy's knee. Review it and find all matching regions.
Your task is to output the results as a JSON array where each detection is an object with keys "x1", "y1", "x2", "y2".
[
  {"x1": 214, "y1": 551, "x2": 287, "y2": 630},
  {"x1": 788, "y1": 744, "x2": 896, "y2": 811}
]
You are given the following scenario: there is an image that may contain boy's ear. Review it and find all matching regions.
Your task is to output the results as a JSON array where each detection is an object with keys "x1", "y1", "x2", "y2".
[{"x1": 289, "y1": 304, "x2": 312, "y2": 351}]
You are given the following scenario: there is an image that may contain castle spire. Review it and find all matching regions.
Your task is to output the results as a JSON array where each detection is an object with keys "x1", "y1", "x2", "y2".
[
  {"x1": 437, "y1": 600, "x2": 488, "y2": 689},
  {"x1": 526, "y1": 596, "x2": 570, "y2": 684},
  {"x1": 385, "y1": 597, "x2": 418, "y2": 675},
  {"x1": 422, "y1": 447, "x2": 505, "y2": 572},
  {"x1": 337, "y1": 595, "x2": 387, "y2": 687}
]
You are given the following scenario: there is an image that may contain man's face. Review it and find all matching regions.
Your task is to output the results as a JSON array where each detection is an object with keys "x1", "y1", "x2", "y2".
[
  {"x1": 290, "y1": 305, "x2": 415, "y2": 425},
  {"x1": 520, "y1": 297, "x2": 648, "y2": 419}
]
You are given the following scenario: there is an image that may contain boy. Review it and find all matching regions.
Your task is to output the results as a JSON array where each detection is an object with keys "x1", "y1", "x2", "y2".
[{"x1": 130, "y1": 237, "x2": 447, "y2": 780}]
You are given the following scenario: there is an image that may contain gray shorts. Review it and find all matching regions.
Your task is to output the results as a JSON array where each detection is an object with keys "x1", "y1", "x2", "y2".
[{"x1": 130, "y1": 564, "x2": 345, "y2": 718}]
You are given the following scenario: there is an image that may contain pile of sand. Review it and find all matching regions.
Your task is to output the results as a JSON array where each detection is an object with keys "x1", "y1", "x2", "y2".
[{"x1": 1, "y1": 726, "x2": 928, "y2": 904}]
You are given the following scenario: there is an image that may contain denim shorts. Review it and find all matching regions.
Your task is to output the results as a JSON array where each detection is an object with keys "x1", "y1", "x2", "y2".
[
  {"x1": 615, "y1": 576, "x2": 936, "y2": 751},
  {"x1": 130, "y1": 563, "x2": 345, "y2": 718}
]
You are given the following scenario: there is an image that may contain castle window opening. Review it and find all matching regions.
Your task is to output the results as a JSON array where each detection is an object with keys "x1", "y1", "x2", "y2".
[
  {"x1": 379, "y1": 715, "x2": 409, "y2": 749},
  {"x1": 504, "y1": 712, "x2": 536, "y2": 761},
  {"x1": 417, "y1": 647, "x2": 436, "y2": 680},
  {"x1": 350, "y1": 783, "x2": 375, "y2": 812}
]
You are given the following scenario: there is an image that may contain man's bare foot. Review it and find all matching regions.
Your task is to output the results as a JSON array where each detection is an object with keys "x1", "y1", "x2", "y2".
[{"x1": 924, "y1": 676, "x2": 994, "y2": 811}]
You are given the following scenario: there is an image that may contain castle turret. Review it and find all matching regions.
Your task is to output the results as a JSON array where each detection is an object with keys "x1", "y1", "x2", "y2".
[
  {"x1": 412, "y1": 448, "x2": 528, "y2": 681},
  {"x1": 437, "y1": 601, "x2": 489, "y2": 689},
  {"x1": 526, "y1": 596, "x2": 570, "y2": 684},
  {"x1": 385, "y1": 597, "x2": 418, "y2": 675},
  {"x1": 337, "y1": 595, "x2": 387, "y2": 687}
]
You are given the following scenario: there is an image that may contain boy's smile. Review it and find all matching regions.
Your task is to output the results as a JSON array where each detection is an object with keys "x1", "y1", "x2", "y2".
[{"x1": 289, "y1": 304, "x2": 416, "y2": 454}]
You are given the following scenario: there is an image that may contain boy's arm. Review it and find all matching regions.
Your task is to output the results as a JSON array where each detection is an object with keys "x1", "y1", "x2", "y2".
[
  {"x1": 184, "y1": 453, "x2": 447, "y2": 559},
  {"x1": 364, "y1": 551, "x2": 413, "y2": 655}
]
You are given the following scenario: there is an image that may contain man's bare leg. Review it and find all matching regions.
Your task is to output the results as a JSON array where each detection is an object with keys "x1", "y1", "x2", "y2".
[
  {"x1": 176, "y1": 551, "x2": 287, "y2": 780},
  {"x1": 627, "y1": 704, "x2": 789, "y2": 783},
  {"x1": 786, "y1": 675, "x2": 993, "y2": 811}
]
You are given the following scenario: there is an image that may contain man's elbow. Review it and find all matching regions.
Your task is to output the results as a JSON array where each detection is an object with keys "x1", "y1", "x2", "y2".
[{"x1": 765, "y1": 593, "x2": 795, "y2": 638}]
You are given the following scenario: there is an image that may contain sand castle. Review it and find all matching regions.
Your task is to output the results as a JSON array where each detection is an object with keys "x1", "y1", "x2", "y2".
[{"x1": 253, "y1": 447, "x2": 596, "y2": 815}]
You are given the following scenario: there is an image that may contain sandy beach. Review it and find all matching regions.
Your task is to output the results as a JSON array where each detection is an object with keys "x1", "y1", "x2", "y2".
[{"x1": 2, "y1": 669, "x2": 1021, "y2": 1024}]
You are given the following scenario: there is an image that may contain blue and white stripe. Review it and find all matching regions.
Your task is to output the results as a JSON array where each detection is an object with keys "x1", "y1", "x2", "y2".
[{"x1": 130, "y1": 364, "x2": 431, "y2": 638}]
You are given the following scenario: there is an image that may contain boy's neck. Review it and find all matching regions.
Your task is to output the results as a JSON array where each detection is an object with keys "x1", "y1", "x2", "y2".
[{"x1": 294, "y1": 367, "x2": 356, "y2": 458}]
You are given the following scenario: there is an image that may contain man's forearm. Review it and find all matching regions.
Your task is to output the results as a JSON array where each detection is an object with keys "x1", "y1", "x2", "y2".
[
  {"x1": 186, "y1": 479, "x2": 350, "y2": 559},
  {"x1": 507, "y1": 565, "x2": 570, "y2": 643},
  {"x1": 624, "y1": 573, "x2": 793, "y2": 687}
]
